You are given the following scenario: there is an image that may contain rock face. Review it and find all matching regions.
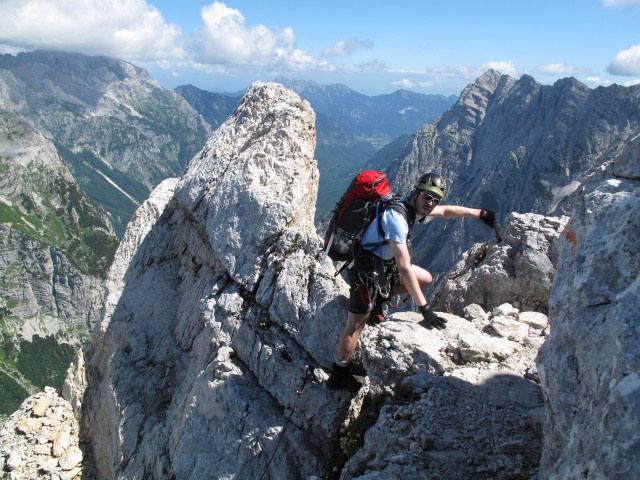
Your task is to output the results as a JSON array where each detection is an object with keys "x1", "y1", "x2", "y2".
[
  {"x1": 0, "y1": 111, "x2": 112, "y2": 412},
  {"x1": 0, "y1": 50, "x2": 211, "y2": 234},
  {"x1": 537, "y1": 165, "x2": 640, "y2": 478},
  {"x1": 79, "y1": 82, "x2": 351, "y2": 479},
  {"x1": 431, "y1": 212, "x2": 568, "y2": 315},
  {"x1": 61, "y1": 82, "x2": 564, "y2": 480},
  {"x1": 386, "y1": 70, "x2": 640, "y2": 290}
]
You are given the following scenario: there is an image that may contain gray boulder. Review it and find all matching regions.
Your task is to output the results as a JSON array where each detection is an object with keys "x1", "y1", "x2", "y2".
[
  {"x1": 537, "y1": 172, "x2": 640, "y2": 479},
  {"x1": 431, "y1": 212, "x2": 568, "y2": 315}
]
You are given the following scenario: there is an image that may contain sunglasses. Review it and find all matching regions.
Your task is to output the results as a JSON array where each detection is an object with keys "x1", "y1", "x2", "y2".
[{"x1": 420, "y1": 192, "x2": 440, "y2": 205}]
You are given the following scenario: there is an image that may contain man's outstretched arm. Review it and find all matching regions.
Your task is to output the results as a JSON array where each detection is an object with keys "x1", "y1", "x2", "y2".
[
  {"x1": 428, "y1": 205, "x2": 481, "y2": 218},
  {"x1": 389, "y1": 239, "x2": 427, "y2": 307},
  {"x1": 429, "y1": 205, "x2": 496, "y2": 227}
]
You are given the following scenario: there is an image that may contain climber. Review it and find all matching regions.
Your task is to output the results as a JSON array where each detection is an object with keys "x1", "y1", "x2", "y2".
[{"x1": 327, "y1": 172, "x2": 496, "y2": 390}]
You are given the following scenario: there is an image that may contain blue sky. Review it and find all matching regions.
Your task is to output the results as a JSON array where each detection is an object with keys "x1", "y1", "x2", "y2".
[{"x1": 0, "y1": 0, "x2": 639, "y2": 96}]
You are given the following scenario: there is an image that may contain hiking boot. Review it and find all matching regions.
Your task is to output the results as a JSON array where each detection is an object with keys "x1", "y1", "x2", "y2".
[
  {"x1": 348, "y1": 363, "x2": 367, "y2": 377},
  {"x1": 327, "y1": 364, "x2": 363, "y2": 391}
]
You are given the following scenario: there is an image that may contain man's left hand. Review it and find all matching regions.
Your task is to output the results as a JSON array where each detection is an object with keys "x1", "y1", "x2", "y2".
[{"x1": 480, "y1": 210, "x2": 496, "y2": 228}]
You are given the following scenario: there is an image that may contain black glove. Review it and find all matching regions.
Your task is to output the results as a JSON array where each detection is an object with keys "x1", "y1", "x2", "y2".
[
  {"x1": 419, "y1": 304, "x2": 447, "y2": 330},
  {"x1": 479, "y1": 209, "x2": 496, "y2": 228}
]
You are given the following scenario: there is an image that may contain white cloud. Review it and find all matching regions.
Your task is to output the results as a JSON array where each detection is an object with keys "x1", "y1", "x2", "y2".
[
  {"x1": 392, "y1": 79, "x2": 414, "y2": 89},
  {"x1": 418, "y1": 81, "x2": 435, "y2": 87},
  {"x1": 586, "y1": 76, "x2": 613, "y2": 86},
  {"x1": 357, "y1": 58, "x2": 388, "y2": 71},
  {"x1": 0, "y1": 0, "x2": 187, "y2": 60},
  {"x1": 623, "y1": 78, "x2": 640, "y2": 86},
  {"x1": 603, "y1": 0, "x2": 640, "y2": 6},
  {"x1": 322, "y1": 38, "x2": 373, "y2": 57},
  {"x1": 608, "y1": 45, "x2": 640, "y2": 76},
  {"x1": 193, "y1": 2, "x2": 331, "y2": 71},
  {"x1": 482, "y1": 61, "x2": 517, "y2": 77},
  {"x1": 425, "y1": 65, "x2": 477, "y2": 77},
  {"x1": 535, "y1": 61, "x2": 589, "y2": 75}
]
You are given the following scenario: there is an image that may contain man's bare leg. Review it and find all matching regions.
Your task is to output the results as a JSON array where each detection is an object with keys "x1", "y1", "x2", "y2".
[
  {"x1": 392, "y1": 264, "x2": 432, "y2": 296},
  {"x1": 336, "y1": 311, "x2": 369, "y2": 363}
]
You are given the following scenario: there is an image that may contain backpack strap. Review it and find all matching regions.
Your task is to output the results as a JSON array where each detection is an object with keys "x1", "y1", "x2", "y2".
[{"x1": 359, "y1": 199, "x2": 412, "y2": 250}]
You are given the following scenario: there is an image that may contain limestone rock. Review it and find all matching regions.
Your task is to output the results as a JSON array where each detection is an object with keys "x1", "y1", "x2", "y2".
[
  {"x1": 492, "y1": 303, "x2": 519, "y2": 319},
  {"x1": 341, "y1": 372, "x2": 543, "y2": 480},
  {"x1": 0, "y1": 387, "x2": 82, "y2": 480},
  {"x1": 431, "y1": 212, "x2": 568, "y2": 315},
  {"x1": 518, "y1": 311, "x2": 548, "y2": 330},
  {"x1": 80, "y1": 82, "x2": 350, "y2": 480},
  {"x1": 490, "y1": 316, "x2": 529, "y2": 342},
  {"x1": 537, "y1": 175, "x2": 640, "y2": 479},
  {"x1": 462, "y1": 303, "x2": 487, "y2": 322}
]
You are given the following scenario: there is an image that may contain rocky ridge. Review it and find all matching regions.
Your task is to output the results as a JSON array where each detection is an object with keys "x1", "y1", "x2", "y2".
[
  {"x1": 0, "y1": 50, "x2": 211, "y2": 234},
  {"x1": 3, "y1": 81, "x2": 636, "y2": 479},
  {"x1": 386, "y1": 69, "x2": 640, "y2": 290}
]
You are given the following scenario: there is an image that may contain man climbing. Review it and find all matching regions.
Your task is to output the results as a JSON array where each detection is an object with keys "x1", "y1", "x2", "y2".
[{"x1": 327, "y1": 172, "x2": 496, "y2": 390}]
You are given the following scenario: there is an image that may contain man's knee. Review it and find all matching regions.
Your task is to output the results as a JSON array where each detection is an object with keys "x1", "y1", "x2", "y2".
[
  {"x1": 344, "y1": 311, "x2": 368, "y2": 334},
  {"x1": 412, "y1": 264, "x2": 432, "y2": 286}
]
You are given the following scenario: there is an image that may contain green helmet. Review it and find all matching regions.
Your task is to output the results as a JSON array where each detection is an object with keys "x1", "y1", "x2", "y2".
[{"x1": 415, "y1": 172, "x2": 446, "y2": 199}]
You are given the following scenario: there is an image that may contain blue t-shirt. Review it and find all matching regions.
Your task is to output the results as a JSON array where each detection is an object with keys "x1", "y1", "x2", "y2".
[{"x1": 360, "y1": 208, "x2": 409, "y2": 260}]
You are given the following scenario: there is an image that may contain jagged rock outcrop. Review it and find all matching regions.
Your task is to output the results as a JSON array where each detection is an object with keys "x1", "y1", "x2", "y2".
[
  {"x1": 386, "y1": 70, "x2": 640, "y2": 290},
  {"x1": 431, "y1": 212, "x2": 569, "y2": 315},
  {"x1": 58, "y1": 82, "x2": 564, "y2": 480},
  {"x1": 76, "y1": 82, "x2": 351, "y2": 479},
  {"x1": 537, "y1": 163, "x2": 640, "y2": 478}
]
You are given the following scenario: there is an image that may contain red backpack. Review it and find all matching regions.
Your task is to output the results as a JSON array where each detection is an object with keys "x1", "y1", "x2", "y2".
[{"x1": 323, "y1": 170, "x2": 394, "y2": 263}]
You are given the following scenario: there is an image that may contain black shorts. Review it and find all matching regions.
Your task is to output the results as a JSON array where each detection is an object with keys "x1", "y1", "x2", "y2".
[
  {"x1": 348, "y1": 269, "x2": 371, "y2": 314},
  {"x1": 347, "y1": 256, "x2": 401, "y2": 314}
]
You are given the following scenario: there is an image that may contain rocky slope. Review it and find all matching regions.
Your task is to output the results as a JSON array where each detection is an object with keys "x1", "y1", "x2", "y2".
[
  {"x1": 386, "y1": 69, "x2": 640, "y2": 290},
  {"x1": 0, "y1": 50, "x2": 211, "y2": 235},
  {"x1": 22, "y1": 82, "x2": 577, "y2": 480},
  {"x1": 537, "y1": 142, "x2": 640, "y2": 479},
  {"x1": 0, "y1": 387, "x2": 84, "y2": 479},
  {"x1": 2, "y1": 79, "x2": 636, "y2": 479},
  {"x1": 0, "y1": 111, "x2": 113, "y2": 417}
]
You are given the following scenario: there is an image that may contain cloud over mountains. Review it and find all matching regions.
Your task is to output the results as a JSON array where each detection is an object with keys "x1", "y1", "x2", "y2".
[{"x1": 0, "y1": 0, "x2": 187, "y2": 60}]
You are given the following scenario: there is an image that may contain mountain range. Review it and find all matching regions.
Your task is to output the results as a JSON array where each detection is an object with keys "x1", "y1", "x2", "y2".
[
  {"x1": 174, "y1": 78, "x2": 456, "y2": 218},
  {"x1": 385, "y1": 69, "x2": 640, "y2": 288},
  {"x1": 0, "y1": 50, "x2": 211, "y2": 236}
]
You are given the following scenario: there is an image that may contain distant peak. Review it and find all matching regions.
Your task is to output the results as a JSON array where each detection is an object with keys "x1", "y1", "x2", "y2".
[{"x1": 552, "y1": 76, "x2": 589, "y2": 91}]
